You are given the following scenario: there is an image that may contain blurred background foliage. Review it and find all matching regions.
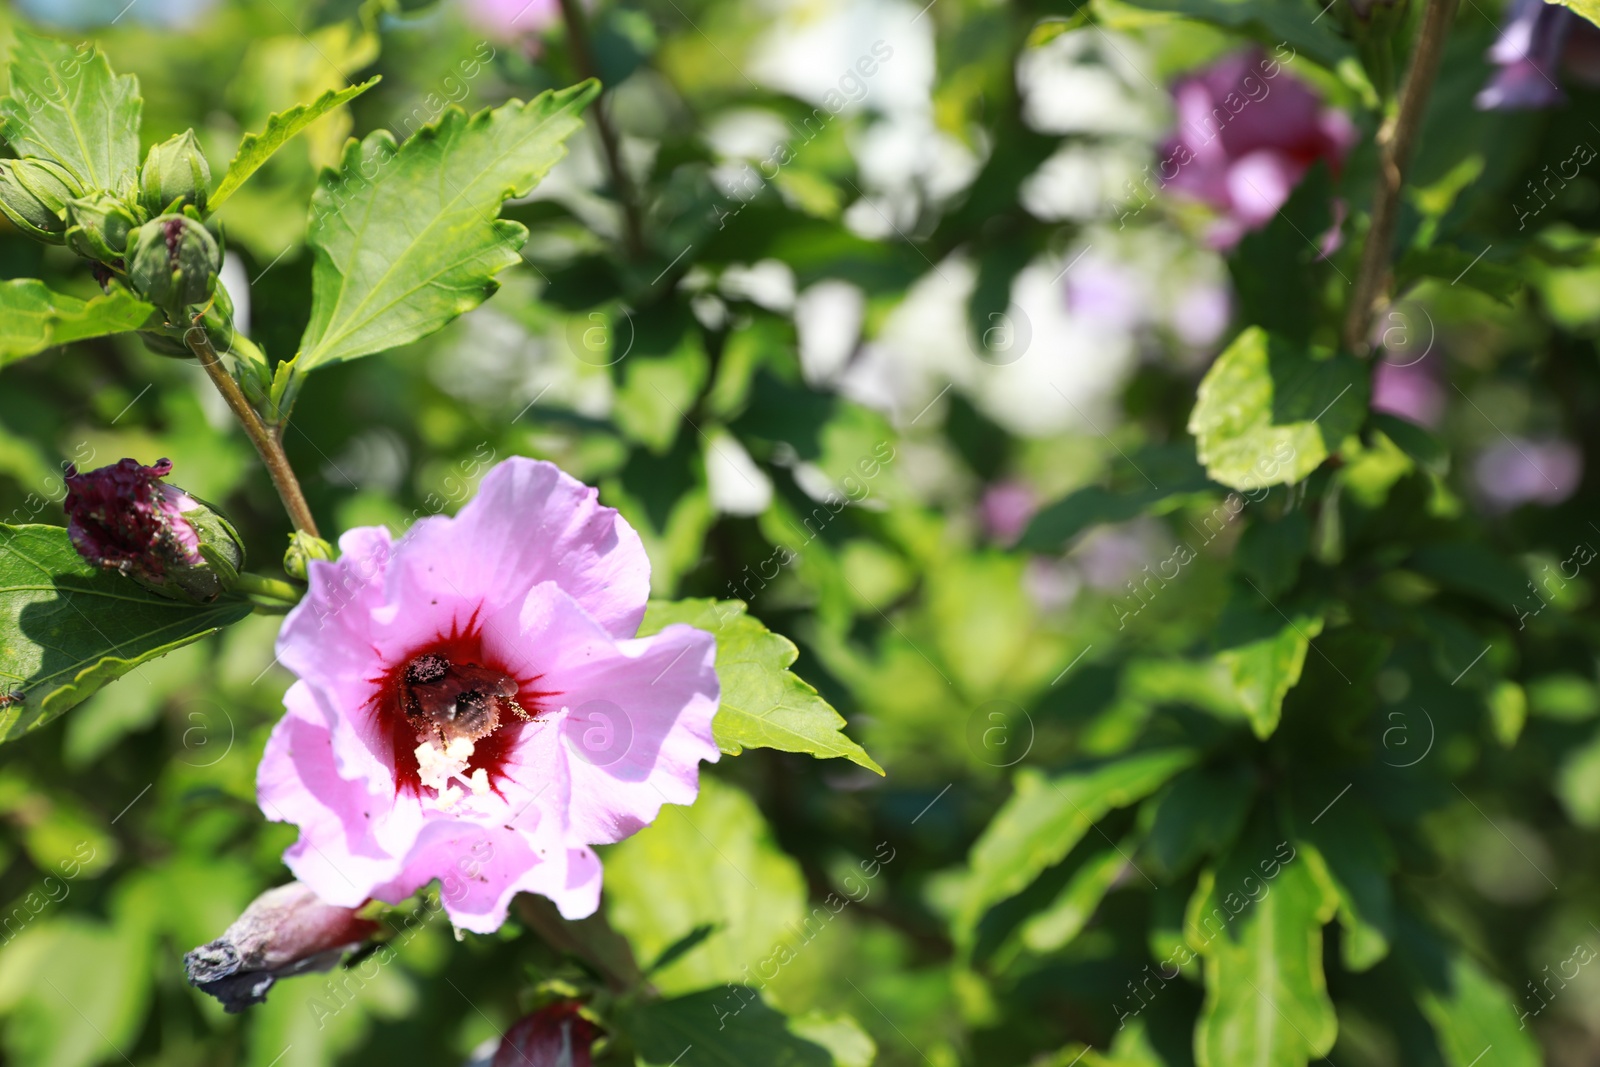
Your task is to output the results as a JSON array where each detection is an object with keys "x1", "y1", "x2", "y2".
[{"x1": 2, "y1": 0, "x2": 1600, "y2": 1063}]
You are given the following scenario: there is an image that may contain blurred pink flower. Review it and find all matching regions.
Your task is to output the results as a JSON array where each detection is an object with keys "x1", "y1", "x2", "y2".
[
  {"x1": 1371, "y1": 359, "x2": 1445, "y2": 428},
  {"x1": 493, "y1": 1002, "x2": 601, "y2": 1066},
  {"x1": 980, "y1": 482, "x2": 1039, "y2": 546},
  {"x1": 462, "y1": 0, "x2": 561, "y2": 38},
  {"x1": 1473, "y1": 437, "x2": 1583, "y2": 509},
  {"x1": 1476, "y1": 0, "x2": 1600, "y2": 110},
  {"x1": 1161, "y1": 50, "x2": 1356, "y2": 249},
  {"x1": 259, "y1": 458, "x2": 721, "y2": 933}
]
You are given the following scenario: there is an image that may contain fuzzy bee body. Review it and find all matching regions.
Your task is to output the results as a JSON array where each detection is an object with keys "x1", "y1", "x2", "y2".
[{"x1": 399, "y1": 656, "x2": 529, "y2": 748}]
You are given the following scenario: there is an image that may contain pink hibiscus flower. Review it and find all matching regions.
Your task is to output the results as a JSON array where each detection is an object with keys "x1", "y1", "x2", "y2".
[
  {"x1": 259, "y1": 457, "x2": 721, "y2": 933},
  {"x1": 1160, "y1": 50, "x2": 1356, "y2": 249}
]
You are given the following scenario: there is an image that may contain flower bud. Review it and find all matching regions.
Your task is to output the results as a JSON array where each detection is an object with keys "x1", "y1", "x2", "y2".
[
  {"x1": 492, "y1": 1002, "x2": 601, "y2": 1067},
  {"x1": 0, "y1": 158, "x2": 79, "y2": 243},
  {"x1": 127, "y1": 214, "x2": 220, "y2": 315},
  {"x1": 284, "y1": 531, "x2": 335, "y2": 582},
  {"x1": 185, "y1": 881, "x2": 379, "y2": 1013},
  {"x1": 140, "y1": 129, "x2": 212, "y2": 215},
  {"x1": 63, "y1": 457, "x2": 245, "y2": 603},
  {"x1": 64, "y1": 192, "x2": 141, "y2": 262}
]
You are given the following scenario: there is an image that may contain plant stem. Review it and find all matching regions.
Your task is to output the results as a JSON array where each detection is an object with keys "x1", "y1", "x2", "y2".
[
  {"x1": 1343, "y1": 0, "x2": 1460, "y2": 353},
  {"x1": 186, "y1": 324, "x2": 322, "y2": 538},
  {"x1": 233, "y1": 572, "x2": 303, "y2": 603},
  {"x1": 556, "y1": 0, "x2": 646, "y2": 260}
]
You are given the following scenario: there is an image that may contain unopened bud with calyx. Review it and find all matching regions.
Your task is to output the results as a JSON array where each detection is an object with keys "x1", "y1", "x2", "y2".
[
  {"x1": 128, "y1": 214, "x2": 221, "y2": 316},
  {"x1": 284, "y1": 531, "x2": 335, "y2": 582},
  {"x1": 0, "y1": 158, "x2": 80, "y2": 243},
  {"x1": 63, "y1": 457, "x2": 245, "y2": 603},
  {"x1": 64, "y1": 191, "x2": 142, "y2": 262},
  {"x1": 140, "y1": 129, "x2": 212, "y2": 215}
]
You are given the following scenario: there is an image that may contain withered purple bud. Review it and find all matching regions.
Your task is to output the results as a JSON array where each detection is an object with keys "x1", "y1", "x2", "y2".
[
  {"x1": 492, "y1": 1002, "x2": 602, "y2": 1067},
  {"x1": 63, "y1": 457, "x2": 244, "y2": 602},
  {"x1": 184, "y1": 881, "x2": 379, "y2": 1013}
]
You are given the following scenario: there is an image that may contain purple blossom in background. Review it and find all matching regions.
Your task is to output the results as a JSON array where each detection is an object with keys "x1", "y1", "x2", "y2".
[
  {"x1": 1475, "y1": 0, "x2": 1600, "y2": 110},
  {"x1": 1371, "y1": 359, "x2": 1445, "y2": 428},
  {"x1": 1474, "y1": 437, "x2": 1583, "y2": 509},
  {"x1": 1161, "y1": 50, "x2": 1356, "y2": 249},
  {"x1": 979, "y1": 482, "x2": 1039, "y2": 546},
  {"x1": 461, "y1": 0, "x2": 561, "y2": 39}
]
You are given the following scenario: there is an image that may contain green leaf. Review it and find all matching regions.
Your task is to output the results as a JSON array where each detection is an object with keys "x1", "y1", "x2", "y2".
[
  {"x1": 1190, "y1": 833, "x2": 1339, "y2": 1067},
  {"x1": 1234, "y1": 511, "x2": 1310, "y2": 599},
  {"x1": 209, "y1": 77, "x2": 380, "y2": 211},
  {"x1": 1296, "y1": 796, "x2": 1395, "y2": 972},
  {"x1": 1397, "y1": 917, "x2": 1542, "y2": 1067},
  {"x1": 604, "y1": 778, "x2": 806, "y2": 996},
  {"x1": 1556, "y1": 725, "x2": 1600, "y2": 827},
  {"x1": 1108, "y1": 0, "x2": 1352, "y2": 71},
  {"x1": 0, "y1": 525, "x2": 252, "y2": 741},
  {"x1": 296, "y1": 82, "x2": 599, "y2": 370},
  {"x1": 639, "y1": 598, "x2": 882, "y2": 774},
  {"x1": 1214, "y1": 592, "x2": 1324, "y2": 740},
  {"x1": 1188, "y1": 327, "x2": 1367, "y2": 492},
  {"x1": 0, "y1": 280, "x2": 156, "y2": 367},
  {"x1": 1397, "y1": 245, "x2": 1522, "y2": 304},
  {"x1": 954, "y1": 748, "x2": 1196, "y2": 945},
  {"x1": 1018, "y1": 845, "x2": 1128, "y2": 954},
  {"x1": 622, "y1": 990, "x2": 837, "y2": 1067},
  {"x1": 1551, "y1": 0, "x2": 1600, "y2": 29},
  {"x1": 1, "y1": 31, "x2": 141, "y2": 192},
  {"x1": 1146, "y1": 763, "x2": 1256, "y2": 878}
]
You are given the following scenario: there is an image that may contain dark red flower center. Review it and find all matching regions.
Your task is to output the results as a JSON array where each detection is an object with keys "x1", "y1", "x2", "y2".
[{"x1": 370, "y1": 621, "x2": 559, "y2": 798}]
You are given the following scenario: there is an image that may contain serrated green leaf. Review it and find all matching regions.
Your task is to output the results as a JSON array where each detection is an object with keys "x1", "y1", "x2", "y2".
[
  {"x1": 604, "y1": 778, "x2": 806, "y2": 996},
  {"x1": 639, "y1": 598, "x2": 882, "y2": 774},
  {"x1": 0, "y1": 525, "x2": 252, "y2": 742},
  {"x1": 1188, "y1": 327, "x2": 1367, "y2": 492},
  {"x1": 954, "y1": 749, "x2": 1196, "y2": 946},
  {"x1": 295, "y1": 82, "x2": 599, "y2": 371},
  {"x1": 1191, "y1": 832, "x2": 1339, "y2": 1067},
  {"x1": 209, "y1": 77, "x2": 379, "y2": 211},
  {"x1": 1, "y1": 30, "x2": 142, "y2": 193},
  {"x1": 0, "y1": 280, "x2": 156, "y2": 367},
  {"x1": 623, "y1": 989, "x2": 836, "y2": 1067}
]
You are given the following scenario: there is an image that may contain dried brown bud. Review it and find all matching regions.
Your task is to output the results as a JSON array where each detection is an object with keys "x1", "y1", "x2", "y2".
[{"x1": 184, "y1": 881, "x2": 378, "y2": 1012}]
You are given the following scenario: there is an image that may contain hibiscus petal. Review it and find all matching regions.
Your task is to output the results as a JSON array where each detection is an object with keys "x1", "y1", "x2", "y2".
[
  {"x1": 395, "y1": 457, "x2": 651, "y2": 639},
  {"x1": 488, "y1": 583, "x2": 721, "y2": 848}
]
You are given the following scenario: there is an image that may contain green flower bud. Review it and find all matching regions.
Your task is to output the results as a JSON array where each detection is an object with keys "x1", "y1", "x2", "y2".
[
  {"x1": 284, "y1": 531, "x2": 335, "y2": 582},
  {"x1": 127, "y1": 214, "x2": 221, "y2": 315},
  {"x1": 140, "y1": 129, "x2": 212, "y2": 215},
  {"x1": 0, "y1": 158, "x2": 79, "y2": 243},
  {"x1": 64, "y1": 192, "x2": 142, "y2": 262}
]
